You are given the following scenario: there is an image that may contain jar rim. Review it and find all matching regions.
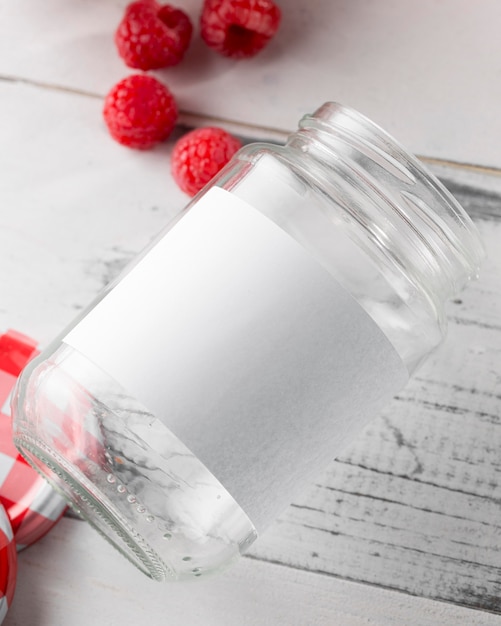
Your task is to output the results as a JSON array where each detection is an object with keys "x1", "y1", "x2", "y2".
[{"x1": 291, "y1": 102, "x2": 485, "y2": 299}]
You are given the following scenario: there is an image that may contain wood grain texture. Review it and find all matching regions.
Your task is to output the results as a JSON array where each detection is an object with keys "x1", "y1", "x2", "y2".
[
  {"x1": 249, "y1": 182, "x2": 501, "y2": 612},
  {"x1": 6, "y1": 518, "x2": 501, "y2": 626}
]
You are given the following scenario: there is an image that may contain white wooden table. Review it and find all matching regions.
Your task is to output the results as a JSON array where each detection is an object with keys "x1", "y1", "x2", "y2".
[{"x1": 2, "y1": 2, "x2": 501, "y2": 624}]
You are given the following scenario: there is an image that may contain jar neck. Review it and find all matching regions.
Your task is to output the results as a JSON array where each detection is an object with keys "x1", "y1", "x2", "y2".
[{"x1": 284, "y1": 103, "x2": 484, "y2": 308}]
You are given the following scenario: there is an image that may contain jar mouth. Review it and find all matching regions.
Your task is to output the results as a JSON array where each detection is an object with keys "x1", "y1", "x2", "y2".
[{"x1": 290, "y1": 103, "x2": 485, "y2": 300}]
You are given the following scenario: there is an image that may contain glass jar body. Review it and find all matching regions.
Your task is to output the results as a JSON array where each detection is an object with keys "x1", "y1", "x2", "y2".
[{"x1": 12, "y1": 104, "x2": 483, "y2": 582}]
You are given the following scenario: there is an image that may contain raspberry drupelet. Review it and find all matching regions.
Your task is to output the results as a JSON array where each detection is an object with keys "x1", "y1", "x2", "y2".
[
  {"x1": 115, "y1": 1, "x2": 193, "y2": 70},
  {"x1": 201, "y1": 0, "x2": 281, "y2": 59}
]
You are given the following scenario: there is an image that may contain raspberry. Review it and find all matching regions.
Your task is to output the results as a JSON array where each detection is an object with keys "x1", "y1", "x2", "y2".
[
  {"x1": 115, "y1": 1, "x2": 193, "y2": 70},
  {"x1": 103, "y1": 75, "x2": 178, "y2": 149},
  {"x1": 171, "y1": 127, "x2": 242, "y2": 195},
  {"x1": 200, "y1": 0, "x2": 281, "y2": 58}
]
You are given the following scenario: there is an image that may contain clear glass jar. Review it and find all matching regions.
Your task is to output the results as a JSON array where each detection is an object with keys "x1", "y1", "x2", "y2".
[{"x1": 12, "y1": 103, "x2": 484, "y2": 582}]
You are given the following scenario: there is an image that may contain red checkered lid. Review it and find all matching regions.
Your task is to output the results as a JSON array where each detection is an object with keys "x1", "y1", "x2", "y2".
[
  {"x1": 0, "y1": 330, "x2": 67, "y2": 550},
  {"x1": 0, "y1": 501, "x2": 16, "y2": 623}
]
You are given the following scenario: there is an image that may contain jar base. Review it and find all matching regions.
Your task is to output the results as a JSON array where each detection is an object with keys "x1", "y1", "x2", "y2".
[
  {"x1": 12, "y1": 344, "x2": 257, "y2": 581},
  {"x1": 14, "y1": 432, "x2": 172, "y2": 581}
]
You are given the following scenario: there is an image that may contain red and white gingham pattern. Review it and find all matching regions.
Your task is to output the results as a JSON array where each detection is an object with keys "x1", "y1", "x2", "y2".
[
  {"x1": 0, "y1": 502, "x2": 16, "y2": 623},
  {"x1": 0, "y1": 330, "x2": 67, "y2": 550}
]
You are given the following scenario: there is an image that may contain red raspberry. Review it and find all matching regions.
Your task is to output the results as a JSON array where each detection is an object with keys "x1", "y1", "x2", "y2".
[
  {"x1": 103, "y1": 74, "x2": 178, "y2": 150},
  {"x1": 171, "y1": 127, "x2": 242, "y2": 195},
  {"x1": 200, "y1": 0, "x2": 281, "y2": 58},
  {"x1": 115, "y1": 1, "x2": 193, "y2": 70}
]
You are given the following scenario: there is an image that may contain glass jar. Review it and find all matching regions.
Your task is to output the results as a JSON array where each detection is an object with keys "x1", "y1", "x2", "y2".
[{"x1": 12, "y1": 103, "x2": 484, "y2": 582}]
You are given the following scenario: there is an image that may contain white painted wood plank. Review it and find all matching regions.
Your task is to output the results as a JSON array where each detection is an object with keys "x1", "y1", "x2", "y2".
[
  {"x1": 1, "y1": 0, "x2": 501, "y2": 167},
  {"x1": 0, "y1": 79, "x2": 186, "y2": 344},
  {"x1": 5, "y1": 517, "x2": 501, "y2": 626}
]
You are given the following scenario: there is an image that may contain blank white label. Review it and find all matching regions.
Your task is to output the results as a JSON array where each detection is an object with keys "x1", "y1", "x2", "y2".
[{"x1": 65, "y1": 187, "x2": 407, "y2": 531}]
